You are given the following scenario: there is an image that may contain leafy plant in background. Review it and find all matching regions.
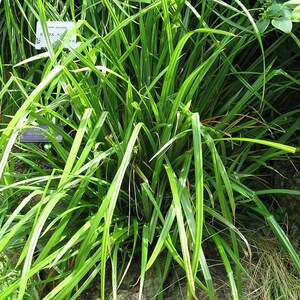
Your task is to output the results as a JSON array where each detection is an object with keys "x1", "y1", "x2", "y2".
[
  {"x1": 0, "y1": 1, "x2": 299, "y2": 300},
  {"x1": 256, "y1": 0, "x2": 300, "y2": 33}
]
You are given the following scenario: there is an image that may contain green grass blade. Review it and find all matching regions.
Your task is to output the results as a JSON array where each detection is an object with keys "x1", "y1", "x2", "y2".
[
  {"x1": 213, "y1": 137, "x2": 296, "y2": 153},
  {"x1": 191, "y1": 113, "x2": 204, "y2": 280},
  {"x1": 99, "y1": 122, "x2": 143, "y2": 299},
  {"x1": 138, "y1": 224, "x2": 149, "y2": 300},
  {"x1": 164, "y1": 163, "x2": 196, "y2": 299}
]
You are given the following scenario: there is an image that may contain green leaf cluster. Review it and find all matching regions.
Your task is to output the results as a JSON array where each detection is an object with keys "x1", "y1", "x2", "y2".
[{"x1": 257, "y1": 0, "x2": 300, "y2": 33}]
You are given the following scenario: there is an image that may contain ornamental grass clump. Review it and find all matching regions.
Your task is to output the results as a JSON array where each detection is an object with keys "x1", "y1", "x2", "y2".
[{"x1": 0, "y1": 1, "x2": 299, "y2": 299}]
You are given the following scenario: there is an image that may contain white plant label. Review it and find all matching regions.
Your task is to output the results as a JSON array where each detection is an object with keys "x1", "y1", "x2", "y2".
[{"x1": 35, "y1": 21, "x2": 76, "y2": 50}]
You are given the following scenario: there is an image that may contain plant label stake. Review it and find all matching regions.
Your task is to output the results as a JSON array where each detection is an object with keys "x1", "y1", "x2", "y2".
[
  {"x1": 35, "y1": 21, "x2": 76, "y2": 50},
  {"x1": 20, "y1": 125, "x2": 63, "y2": 143}
]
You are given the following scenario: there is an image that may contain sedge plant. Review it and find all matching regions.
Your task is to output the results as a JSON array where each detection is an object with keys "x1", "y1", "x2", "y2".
[{"x1": 0, "y1": 1, "x2": 299, "y2": 299}]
